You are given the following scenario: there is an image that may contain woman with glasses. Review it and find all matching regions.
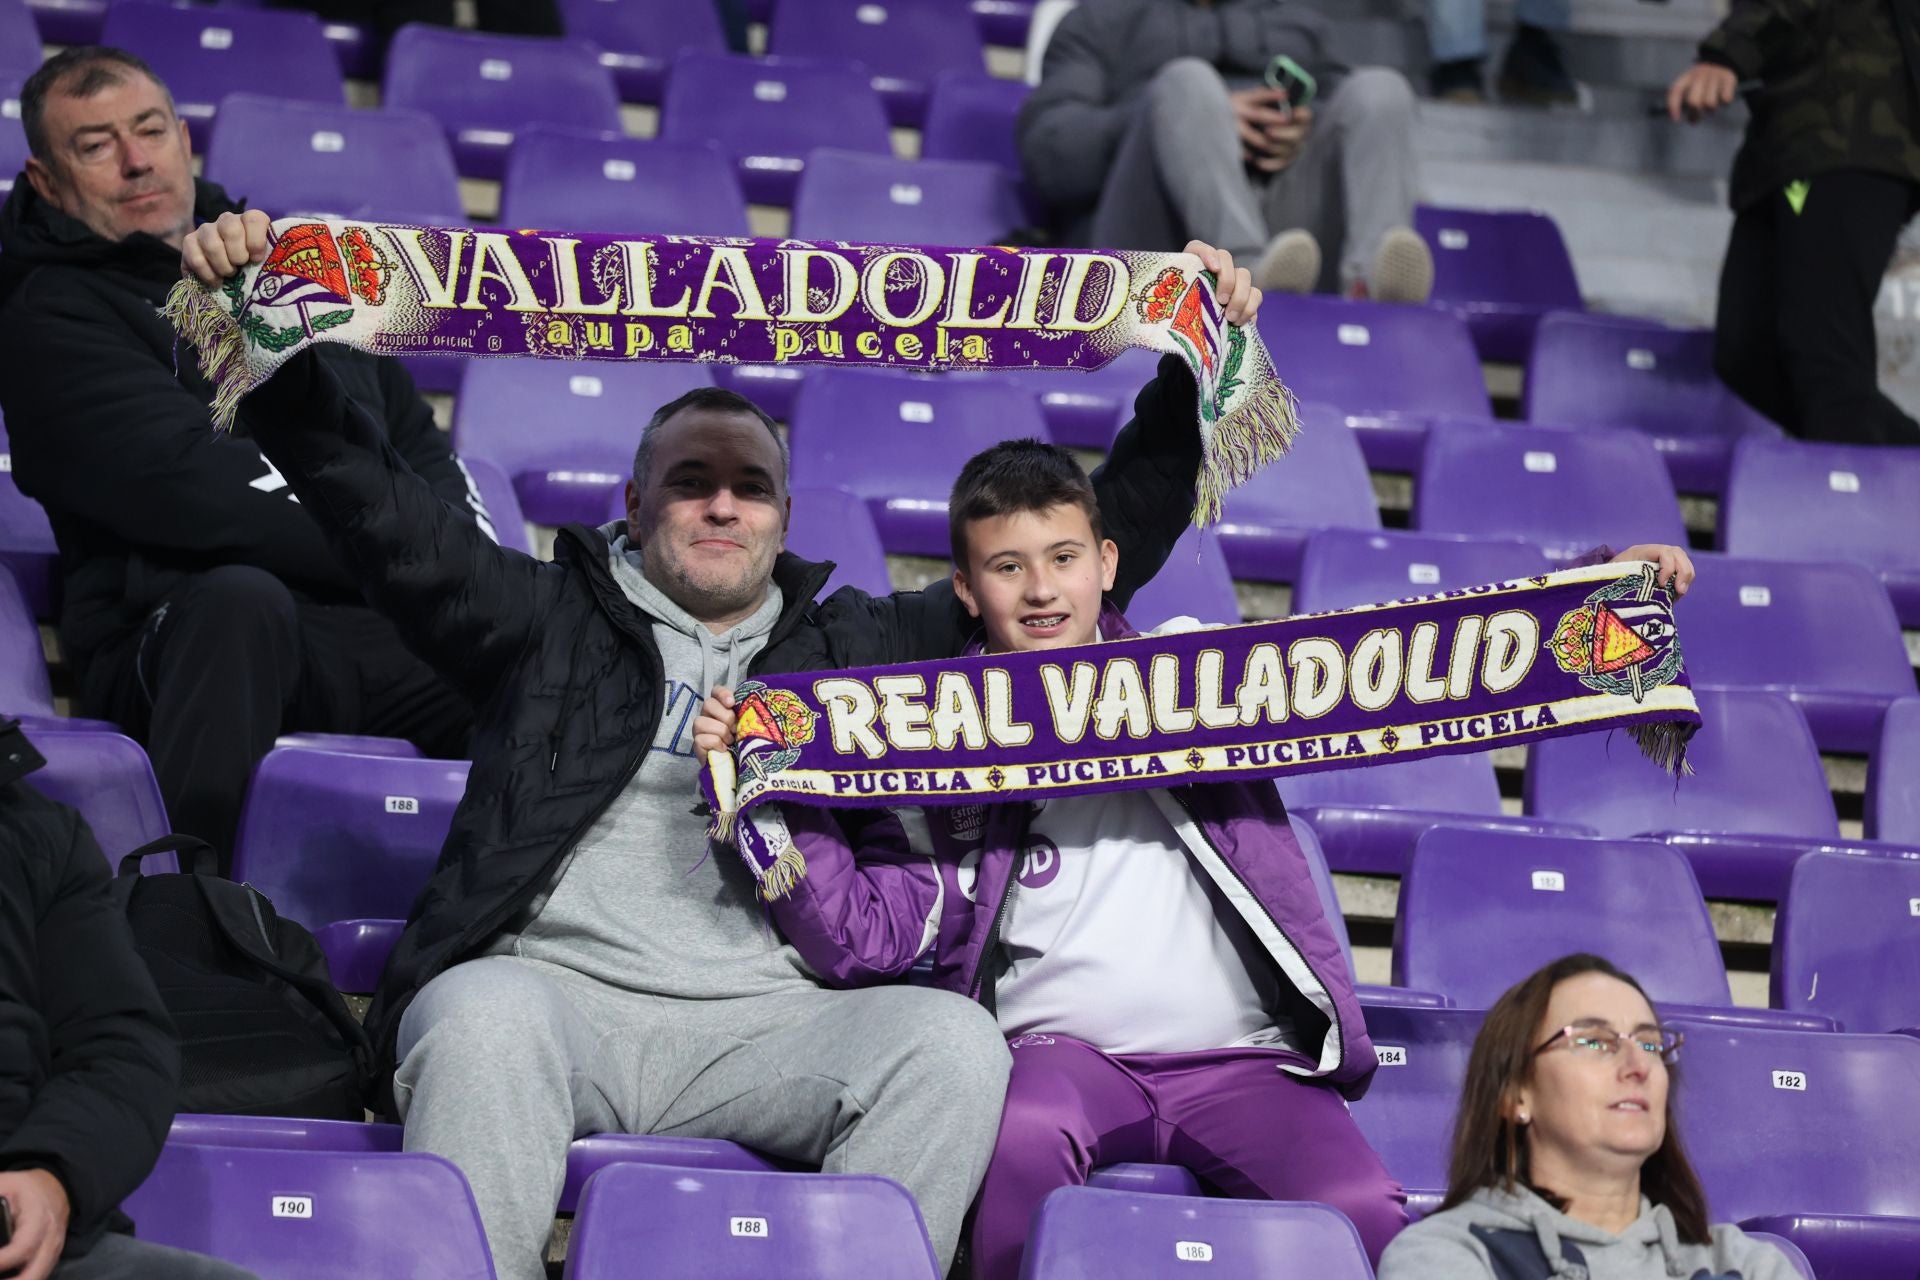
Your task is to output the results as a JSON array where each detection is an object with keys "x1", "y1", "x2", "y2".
[{"x1": 1377, "y1": 953, "x2": 1799, "y2": 1279}]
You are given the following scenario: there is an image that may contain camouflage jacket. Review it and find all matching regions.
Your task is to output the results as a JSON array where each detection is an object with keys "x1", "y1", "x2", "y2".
[{"x1": 1700, "y1": 0, "x2": 1920, "y2": 211}]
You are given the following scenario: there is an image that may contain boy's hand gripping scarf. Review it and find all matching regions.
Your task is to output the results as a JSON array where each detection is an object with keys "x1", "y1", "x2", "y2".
[
  {"x1": 167, "y1": 219, "x2": 1298, "y2": 525},
  {"x1": 704, "y1": 561, "x2": 1701, "y2": 902}
]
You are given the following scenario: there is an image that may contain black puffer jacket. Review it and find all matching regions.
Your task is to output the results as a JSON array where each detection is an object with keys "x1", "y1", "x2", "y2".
[
  {"x1": 241, "y1": 347, "x2": 1205, "y2": 1106},
  {"x1": 0, "y1": 179, "x2": 484, "y2": 687},
  {"x1": 0, "y1": 722, "x2": 179, "y2": 1258}
]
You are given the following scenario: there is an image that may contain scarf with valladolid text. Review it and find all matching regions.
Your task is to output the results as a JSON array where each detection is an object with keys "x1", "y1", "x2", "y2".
[
  {"x1": 705, "y1": 561, "x2": 1699, "y2": 901},
  {"x1": 166, "y1": 220, "x2": 1298, "y2": 525}
]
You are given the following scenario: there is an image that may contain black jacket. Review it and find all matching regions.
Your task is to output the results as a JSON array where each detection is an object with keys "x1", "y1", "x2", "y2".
[
  {"x1": 1700, "y1": 0, "x2": 1920, "y2": 211},
  {"x1": 1019, "y1": 0, "x2": 1348, "y2": 222},
  {"x1": 0, "y1": 179, "x2": 484, "y2": 685},
  {"x1": 0, "y1": 721, "x2": 179, "y2": 1257},
  {"x1": 239, "y1": 345, "x2": 1205, "y2": 1109}
]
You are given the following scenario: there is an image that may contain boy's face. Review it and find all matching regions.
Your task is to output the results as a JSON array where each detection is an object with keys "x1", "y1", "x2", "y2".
[{"x1": 953, "y1": 504, "x2": 1118, "y2": 653}]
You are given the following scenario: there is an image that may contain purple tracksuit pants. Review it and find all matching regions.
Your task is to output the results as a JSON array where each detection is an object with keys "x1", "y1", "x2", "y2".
[{"x1": 970, "y1": 1034, "x2": 1408, "y2": 1279}]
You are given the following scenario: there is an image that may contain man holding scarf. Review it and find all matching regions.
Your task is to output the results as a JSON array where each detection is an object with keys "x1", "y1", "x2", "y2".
[{"x1": 180, "y1": 207, "x2": 1262, "y2": 1280}]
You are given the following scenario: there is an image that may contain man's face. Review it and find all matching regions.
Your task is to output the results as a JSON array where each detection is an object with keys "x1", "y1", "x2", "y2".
[
  {"x1": 626, "y1": 408, "x2": 790, "y2": 631},
  {"x1": 25, "y1": 72, "x2": 196, "y2": 248}
]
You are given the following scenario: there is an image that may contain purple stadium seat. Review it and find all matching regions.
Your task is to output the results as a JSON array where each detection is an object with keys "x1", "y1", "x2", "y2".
[
  {"x1": 399, "y1": 354, "x2": 462, "y2": 396},
  {"x1": 0, "y1": 421, "x2": 61, "y2": 619},
  {"x1": 784, "y1": 486, "x2": 894, "y2": 598},
  {"x1": 24, "y1": 0, "x2": 101, "y2": 46},
  {"x1": 1254, "y1": 295, "x2": 1490, "y2": 472},
  {"x1": 555, "y1": 0, "x2": 725, "y2": 103},
  {"x1": 1279, "y1": 749, "x2": 1592, "y2": 877},
  {"x1": 1675, "y1": 553, "x2": 1914, "y2": 755},
  {"x1": 1082, "y1": 1165, "x2": 1203, "y2": 1197},
  {"x1": 0, "y1": 77, "x2": 27, "y2": 200},
  {"x1": 717, "y1": 363, "x2": 808, "y2": 425},
  {"x1": 454, "y1": 359, "x2": 712, "y2": 527},
  {"x1": 1213, "y1": 403, "x2": 1381, "y2": 584},
  {"x1": 565, "y1": 1163, "x2": 940, "y2": 1279},
  {"x1": 274, "y1": 732, "x2": 420, "y2": 758},
  {"x1": 1414, "y1": 419, "x2": 1687, "y2": 563},
  {"x1": 1522, "y1": 312, "x2": 1784, "y2": 496},
  {"x1": 168, "y1": 1114, "x2": 789, "y2": 1215},
  {"x1": 1722, "y1": 434, "x2": 1920, "y2": 628},
  {"x1": 311, "y1": 917, "x2": 403, "y2": 991},
  {"x1": 921, "y1": 71, "x2": 1026, "y2": 175},
  {"x1": 1398, "y1": 827, "x2": 1831, "y2": 1030},
  {"x1": 124, "y1": 1144, "x2": 497, "y2": 1280},
  {"x1": 0, "y1": 568, "x2": 51, "y2": 718},
  {"x1": 1867, "y1": 698, "x2": 1920, "y2": 843},
  {"x1": 1120, "y1": 525, "x2": 1239, "y2": 629},
  {"x1": 0, "y1": 0, "x2": 39, "y2": 79},
  {"x1": 1347, "y1": 1003, "x2": 1483, "y2": 1215},
  {"x1": 383, "y1": 25, "x2": 622, "y2": 180},
  {"x1": 789, "y1": 151, "x2": 1022, "y2": 246},
  {"x1": 1019, "y1": 1187, "x2": 1373, "y2": 1280},
  {"x1": 1673, "y1": 1021, "x2": 1920, "y2": 1280},
  {"x1": 499, "y1": 127, "x2": 749, "y2": 236},
  {"x1": 1526, "y1": 688, "x2": 1860, "y2": 902},
  {"x1": 1293, "y1": 816, "x2": 1449, "y2": 1011},
  {"x1": 1414, "y1": 204, "x2": 1582, "y2": 364},
  {"x1": 208, "y1": 0, "x2": 378, "y2": 81},
  {"x1": 99, "y1": 3, "x2": 344, "y2": 138},
  {"x1": 23, "y1": 725, "x2": 176, "y2": 870},
  {"x1": 768, "y1": 0, "x2": 985, "y2": 129},
  {"x1": 204, "y1": 96, "x2": 462, "y2": 224},
  {"x1": 660, "y1": 51, "x2": 891, "y2": 207},
  {"x1": 1291, "y1": 527, "x2": 1550, "y2": 616},
  {"x1": 1772, "y1": 849, "x2": 1920, "y2": 1033},
  {"x1": 1019, "y1": 347, "x2": 1164, "y2": 449},
  {"x1": 230, "y1": 747, "x2": 469, "y2": 934},
  {"x1": 971, "y1": 0, "x2": 1034, "y2": 47},
  {"x1": 460, "y1": 453, "x2": 536, "y2": 554},
  {"x1": 787, "y1": 368, "x2": 1050, "y2": 557}
]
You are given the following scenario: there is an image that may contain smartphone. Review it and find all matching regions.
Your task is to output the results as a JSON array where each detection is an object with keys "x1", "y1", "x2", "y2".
[
  {"x1": 0, "y1": 1195, "x2": 13, "y2": 1247},
  {"x1": 1264, "y1": 55, "x2": 1318, "y2": 110}
]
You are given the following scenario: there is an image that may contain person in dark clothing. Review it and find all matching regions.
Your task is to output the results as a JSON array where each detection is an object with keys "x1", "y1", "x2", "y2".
[
  {"x1": 1019, "y1": 0, "x2": 1433, "y2": 303},
  {"x1": 0, "y1": 47, "x2": 483, "y2": 867},
  {"x1": 260, "y1": 0, "x2": 563, "y2": 39},
  {"x1": 1671, "y1": 0, "x2": 1920, "y2": 446},
  {"x1": 0, "y1": 720, "x2": 259, "y2": 1280},
  {"x1": 182, "y1": 206, "x2": 1255, "y2": 1280}
]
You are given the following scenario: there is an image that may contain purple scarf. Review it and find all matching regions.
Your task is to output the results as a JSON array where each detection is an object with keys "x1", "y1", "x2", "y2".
[
  {"x1": 167, "y1": 219, "x2": 1298, "y2": 525},
  {"x1": 708, "y1": 561, "x2": 1700, "y2": 901}
]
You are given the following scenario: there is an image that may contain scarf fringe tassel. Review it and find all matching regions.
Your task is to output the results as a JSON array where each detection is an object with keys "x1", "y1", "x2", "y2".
[
  {"x1": 1193, "y1": 376, "x2": 1301, "y2": 528},
  {"x1": 165, "y1": 277, "x2": 252, "y2": 433},
  {"x1": 1631, "y1": 720, "x2": 1696, "y2": 776}
]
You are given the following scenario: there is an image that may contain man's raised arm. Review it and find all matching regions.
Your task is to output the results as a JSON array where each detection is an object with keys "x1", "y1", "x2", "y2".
[{"x1": 185, "y1": 211, "x2": 544, "y2": 702}]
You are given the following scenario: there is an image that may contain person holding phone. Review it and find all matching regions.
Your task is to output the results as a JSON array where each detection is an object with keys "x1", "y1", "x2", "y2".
[
  {"x1": 0, "y1": 720, "x2": 258, "y2": 1280},
  {"x1": 1019, "y1": 0, "x2": 1434, "y2": 303}
]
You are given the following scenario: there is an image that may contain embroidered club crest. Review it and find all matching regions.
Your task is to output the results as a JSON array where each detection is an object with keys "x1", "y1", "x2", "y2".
[
  {"x1": 731, "y1": 681, "x2": 820, "y2": 783},
  {"x1": 228, "y1": 222, "x2": 359, "y2": 352},
  {"x1": 1134, "y1": 266, "x2": 1186, "y2": 325},
  {"x1": 338, "y1": 226, "x2": 393, "y2": 305},
  {"x1": 1548, "y1": 564, "x2": 1683, "y2": 702}
]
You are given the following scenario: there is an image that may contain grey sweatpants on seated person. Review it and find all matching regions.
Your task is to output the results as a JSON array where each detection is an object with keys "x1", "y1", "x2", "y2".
[
  {"x1": 1086, "y1": 58, "x2": 1417, "y2": 294},
  {"x1": 394, "y1": 955, "x2": 1011, "y2": 1280}
]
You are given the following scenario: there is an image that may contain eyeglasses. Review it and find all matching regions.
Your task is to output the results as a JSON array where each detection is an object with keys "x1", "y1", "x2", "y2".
[{"x1": 1534, "y1": 1023, "x2": 1684, "y2": 1065}]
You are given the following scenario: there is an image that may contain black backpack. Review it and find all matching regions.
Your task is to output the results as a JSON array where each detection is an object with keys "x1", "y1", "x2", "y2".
[{"x1": 112, "y1": 837, "x2": 373, "y2": 1120}]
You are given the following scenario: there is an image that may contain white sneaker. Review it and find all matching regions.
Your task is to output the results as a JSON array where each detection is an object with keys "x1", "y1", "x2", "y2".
[
  {"x1": 1368, "y1": 227, "x2": 1435, "y2": 304},
  {"x1": 1255, "y1": 229, "x2": 1322, "y2": 295}
]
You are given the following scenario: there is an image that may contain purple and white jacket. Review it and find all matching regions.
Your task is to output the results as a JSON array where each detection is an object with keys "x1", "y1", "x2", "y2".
[{"x1": 761, "y1": 606, "x2": 1378, "y2": 1097}]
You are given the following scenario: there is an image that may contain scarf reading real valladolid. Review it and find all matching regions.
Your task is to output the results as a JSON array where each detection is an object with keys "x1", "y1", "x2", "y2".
[{"x1": 168, "y1": 219, "x2": 1701, "y2": 903}]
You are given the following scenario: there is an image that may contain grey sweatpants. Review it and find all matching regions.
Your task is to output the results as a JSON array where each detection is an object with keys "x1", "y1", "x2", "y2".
[
  {"x1": 394, "y1": 955, "x2": 1011, "y2": 1280},
  {"x1": 60, "y1": 1235, "x2": 258, "y2": 1280},
  {"x1": 1086, "y1": 58, "x2": 1418, "y2": 293}
]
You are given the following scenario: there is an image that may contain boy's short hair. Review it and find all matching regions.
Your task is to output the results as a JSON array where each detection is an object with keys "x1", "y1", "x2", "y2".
[{"x1": 948, "y1": 438, "x2": 1104, "y2": 568}]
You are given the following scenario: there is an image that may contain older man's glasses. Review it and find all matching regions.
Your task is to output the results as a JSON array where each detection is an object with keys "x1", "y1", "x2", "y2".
[{"x1": 1535, "y1": 1022, "x2": 1685, "y2": 1065}]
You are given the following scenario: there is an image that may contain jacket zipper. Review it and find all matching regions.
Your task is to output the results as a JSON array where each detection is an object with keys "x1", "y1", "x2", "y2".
[
  {"x1": 1162, "y1": 787, "x2": 1344, "y2": 1070},
  {"x1": 969, "y1": 854, "x2": 1020, "y2": 1005}
]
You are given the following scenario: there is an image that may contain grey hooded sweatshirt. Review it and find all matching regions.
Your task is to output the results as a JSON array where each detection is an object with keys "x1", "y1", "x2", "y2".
[
  {"x1": 1377, "y1": 1186, "x2": 1802, "y2": 1280},
  {"x1": 496, "y1": 527, "x2": 817, "y2": 998}
]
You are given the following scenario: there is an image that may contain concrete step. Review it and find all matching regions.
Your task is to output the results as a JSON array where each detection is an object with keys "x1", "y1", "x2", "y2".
[{"x1": 1415, "y1": 98, "x2": 1740, "y2": 182}]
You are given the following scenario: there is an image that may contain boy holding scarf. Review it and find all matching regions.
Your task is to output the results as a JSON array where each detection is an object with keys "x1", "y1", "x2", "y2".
[{"x1": 697, "y1": 444, "x2": 1695, "y2": 1277}]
